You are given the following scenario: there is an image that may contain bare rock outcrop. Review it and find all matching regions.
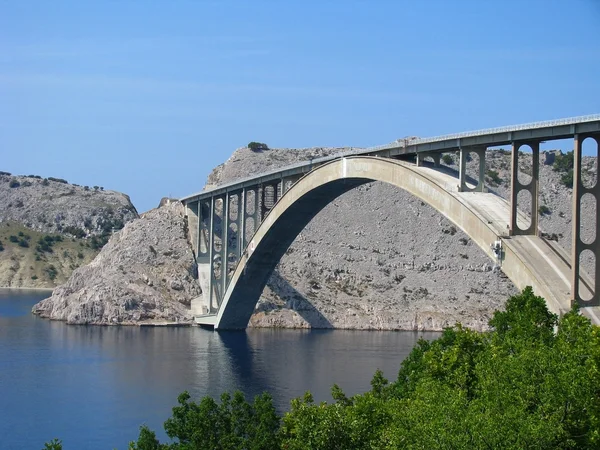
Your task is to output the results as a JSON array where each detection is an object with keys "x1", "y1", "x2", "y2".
[{"x1": 32, "y1": 203, "x2": 200, "y2": 324}]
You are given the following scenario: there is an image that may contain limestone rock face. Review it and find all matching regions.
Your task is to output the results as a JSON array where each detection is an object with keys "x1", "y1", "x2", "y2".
[
  {"x1": 205, "y1": 146, "x2": 590, "y2": 331},
  {"x1": 32, "y1": 203, "x2": 200, "y2": 324},
  {"x1": 0, "y1": 173, "x2": 138, "y2": 235}
]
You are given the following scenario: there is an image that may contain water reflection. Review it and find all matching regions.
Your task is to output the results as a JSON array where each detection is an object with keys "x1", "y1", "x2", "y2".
[{"x1": 0, "y1": 290, "x2": 439, "y2": 449}]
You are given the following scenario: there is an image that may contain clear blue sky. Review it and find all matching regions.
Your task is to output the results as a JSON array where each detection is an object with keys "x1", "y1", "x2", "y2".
[{"x1": 1, "y1": 0, "x2": 599, "y2": 212}]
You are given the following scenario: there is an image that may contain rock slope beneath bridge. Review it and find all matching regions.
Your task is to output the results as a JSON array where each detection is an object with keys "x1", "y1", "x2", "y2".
[{"x1": 32, "y1": 202, "x2": 200, "y2": 324}]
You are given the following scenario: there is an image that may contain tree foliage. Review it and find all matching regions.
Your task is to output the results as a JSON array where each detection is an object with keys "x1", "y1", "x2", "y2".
[
  {"x1": 59, "y1": 287, "x2": 600, "y2": 449},
  {"x1": 248, "y1": 142, "x2": 268, "y2": 152}
]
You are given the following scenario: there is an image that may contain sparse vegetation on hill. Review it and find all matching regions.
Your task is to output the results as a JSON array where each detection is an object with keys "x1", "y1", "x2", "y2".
[
  {"x1": 0, "y1": 172, "x2": 138, "y2": 288},
  {"x1": 0, "y1": 221, "x2": 99, "y2": 287},
  {"x1": 441, "y1": 154, "x2": 454, "y2": 165},
  {"x1": 553, "y1": 151, "x2": 574, "y2": 188},
  {"x1": 248, "y1": 141, "x2": 269, "y2": 152}
]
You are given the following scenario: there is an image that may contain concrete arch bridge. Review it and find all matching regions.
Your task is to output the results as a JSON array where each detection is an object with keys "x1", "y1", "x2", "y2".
[{"x1": 181, "y1": 115, "x2": 600, "y2": 329}]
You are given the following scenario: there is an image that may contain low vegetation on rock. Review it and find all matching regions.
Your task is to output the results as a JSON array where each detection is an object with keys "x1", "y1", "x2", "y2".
[
  {"x1": 248, "y1": 141, "x2": 269, "y2": 152},
  {"x1": 0, "y1": 172, "x2": 138, "y2": 288}
]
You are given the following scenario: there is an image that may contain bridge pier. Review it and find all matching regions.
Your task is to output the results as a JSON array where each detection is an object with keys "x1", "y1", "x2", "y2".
[
  {"x1": 509, "y1": 141, "x2": 539, "y2": 236},
  {"x1": 458, "y1": 146, "x2": 486, "y2": 192},
  {"x1": 572, "y1": 133, "x2": 600, "y2": 306}
]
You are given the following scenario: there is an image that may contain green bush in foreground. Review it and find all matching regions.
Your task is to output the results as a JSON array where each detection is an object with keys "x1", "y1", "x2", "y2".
[{"x1": 48, "y1": 288, "x2": 600, "y2": 449}]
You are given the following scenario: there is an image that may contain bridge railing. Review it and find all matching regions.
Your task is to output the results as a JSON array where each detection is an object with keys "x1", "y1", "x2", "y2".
[{"x1": 182, "y1": 114, "x2": 600, "y2": 201}]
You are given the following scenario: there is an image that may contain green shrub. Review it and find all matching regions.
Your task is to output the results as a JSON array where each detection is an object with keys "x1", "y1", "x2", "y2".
[
  {"x1": 0, "y1": 241, "x2": 3, "y2": 252},
  {"x1": 62, "y1": 226, "x2": 86, "y2": 239},
  {"x1": 553, "y1": 150, "x2": 573, "y2": 173},
  {"x1": 248, "y1": 142, "x2": 268, "y2": 152},
  {"x1": 9, "y1": 235, "x2": 18, "y2": 243},
  {"x1": 45, "y1": 265, "x2": 58, "y2": 281},
  {"x1": 561, "y1": 169, "x2": 574, "y2": 188},
  {"x1": 42, "y1": 179, "x2": 50, "y2": 186},
  {"x1": 18, "y1": 238, "x2": 29, "y2": 248},
  {"x1": 486, "y1": 169, "x2": 502, "y2": 185},
  {"x1": 0, "y1": 171, "x2": 11, "y2": 176},
  {"x1": 48, "y1": 177, "x2": 68, "y2": 184},
  {"x1": 9, "y1": 179, "x2": 20, "y2": 188},
  {"x1": 31, "y1": 275, "x2": 38, "y2": 280},
  {"x1": 442, "y1": 154, "x2": 454, "y2": 165},
  {"x1": 538, "y1": 204, "x2": 551, "y2": 215}
]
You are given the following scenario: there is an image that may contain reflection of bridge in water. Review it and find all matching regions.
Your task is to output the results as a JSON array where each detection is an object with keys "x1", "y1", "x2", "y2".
[{"x1": 181, "y1": 115, "x2": 600, "y2": 329}]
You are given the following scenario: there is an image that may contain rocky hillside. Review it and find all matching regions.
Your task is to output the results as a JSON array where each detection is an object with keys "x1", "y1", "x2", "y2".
[
  {"x1": 32, "y1": 202, "x2": 200, "y2": 324},
  {"x1": 205, "y1": 146, "x2": 593, "y2": 331},
  {"x1": 0, "y1": 172, "x2": 138, "y2": 288},
  {"x1": 0, "y1": 172, "x2": 137, "y2": 235}
]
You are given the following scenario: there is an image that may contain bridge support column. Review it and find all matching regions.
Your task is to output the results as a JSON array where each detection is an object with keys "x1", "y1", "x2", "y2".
[
  {"x1": 208, "y1": 196, "x2": 217, "y2": 312},
  {"x1": 221, "y1": 193, "x2": 230, "y2": 302},
  {"x1": 192, "y1": 199, "x2": 213, "y2": 315},
  {"x1": 458, "y1": 147, "x2": 487, "y2": 192},
  {"x1": 571, "y1": 133, "x2": 600, "y2": 306},
  {"x1": 243, "y1": 187, "x2": 259, "y2": 247},
  {"x1": 509, "y1": 141, "x2": 539, "y2": 236},
  {"x1": 416, "y1": 152, "x2": 441, "y2": 167}
]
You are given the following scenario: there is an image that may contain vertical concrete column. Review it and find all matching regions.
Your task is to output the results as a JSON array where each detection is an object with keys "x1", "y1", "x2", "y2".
[
  {"x1": 571, "y1": 133, "x2": 600, "y2": 306},
  {"x1": 458, "y1": 147, "x2": 487, "y2": 192},
  {"x1": 259, "y1": 184, "x2": 267, "y2": 223},
  {"x1": 239, "y1": 188, "x2": 246, "y2": 257},
  {"x1": 244, "y1": 186, "x2": 259, "y2": 241},
  {"x1": 509, "y1": 141, "x2": 539, "y2": 236},
  {"x1": 194, "y1": 199, "x2": 212, "y2": 315},
  {"x1": 185, "y1": 201, "x2": 199, "y2": 256},
  {"x1": 208, "y1": 196, "x2": 215, "y2": 312},
  {"x1": 220, "y1": 192, "x2": 229, "y2": 306},
  {"x1": 272, "y1": 182, "x2": 280, "y2": 204}
]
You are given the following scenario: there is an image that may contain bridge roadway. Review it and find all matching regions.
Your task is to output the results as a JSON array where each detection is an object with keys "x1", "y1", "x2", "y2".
[{"x1": 181, "y1": 115, "x2": 600, "y2": 329}]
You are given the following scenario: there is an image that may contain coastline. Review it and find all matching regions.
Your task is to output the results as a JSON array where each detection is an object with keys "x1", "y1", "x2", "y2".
[{"x1": 0, "y1": 286, "x2": 54, "y2": 292}]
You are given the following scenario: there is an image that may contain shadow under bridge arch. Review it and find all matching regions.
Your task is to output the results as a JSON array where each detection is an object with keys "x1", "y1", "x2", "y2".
[{"x1": 214, "y1": 156, "x2": 510, "y2": 329}]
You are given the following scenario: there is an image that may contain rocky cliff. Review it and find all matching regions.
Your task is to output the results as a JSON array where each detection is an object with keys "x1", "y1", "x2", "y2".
[
  {"x1": 0, "y1": 172, "x2": 139, "y2": 288},
  {"x1": 32, "y1": 202, "x2": 200, "y2": 324}
]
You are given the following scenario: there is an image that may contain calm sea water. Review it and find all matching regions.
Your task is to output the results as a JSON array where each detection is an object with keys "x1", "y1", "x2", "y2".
[{"x1": 0, "y1": 289, "x2": 439, "y2": 449}]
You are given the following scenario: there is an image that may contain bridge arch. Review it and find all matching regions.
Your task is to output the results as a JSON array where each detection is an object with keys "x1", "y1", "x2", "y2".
[{"x1": 213, "y1": 156, "x2": 567, "y2": 329}]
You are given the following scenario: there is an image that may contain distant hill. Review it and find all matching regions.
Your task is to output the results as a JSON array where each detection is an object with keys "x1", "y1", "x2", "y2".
[{"x1": 0, "y1": 172, "x2": 138, "y2": 288}]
